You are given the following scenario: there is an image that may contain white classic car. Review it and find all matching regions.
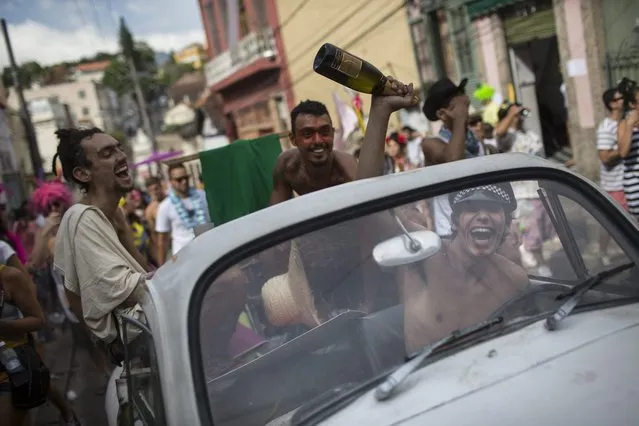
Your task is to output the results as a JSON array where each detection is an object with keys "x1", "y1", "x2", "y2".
[{"x1": 107, "y1": 153, "x2": 639, "y2": 426}]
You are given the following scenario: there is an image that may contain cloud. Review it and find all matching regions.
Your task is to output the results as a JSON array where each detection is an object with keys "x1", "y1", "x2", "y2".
[
  {"x1": 0, "y1": 19, "x2": 205, "y2": 66},
  {"x1": 39, "y1": 0, "x2": 54, "y2": 11},
  {"x1": 126, "y1": 3, "x2": 142, "y2": 13}
]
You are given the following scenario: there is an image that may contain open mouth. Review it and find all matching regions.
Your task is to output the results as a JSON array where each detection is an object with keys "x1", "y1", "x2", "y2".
[
  {"x1": 115, "y1": 163, "x2": 130, "y2": 179},
  {"x1": 310, "y1": 144, "x2": 329, "y2": 154},
  {"x1": 470, "y1": 226, "x2": 495, "y2": 241}
]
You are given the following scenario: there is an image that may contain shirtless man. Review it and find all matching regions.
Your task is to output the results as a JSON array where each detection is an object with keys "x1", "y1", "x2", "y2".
[
  {"x1": 270, "y1": 100, "x2": 358, "y2": 204},
  {"x1": 356, "y1": 82, "x2": 528, "y2": 354},
  {"x1": 400, "y1": 184, "x2": 529, "y2": 354}
]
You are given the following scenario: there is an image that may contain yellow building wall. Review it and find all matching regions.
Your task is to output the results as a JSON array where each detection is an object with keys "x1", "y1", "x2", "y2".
[{"x1": 276, "y1": 0, "x2": 420, "y2": 132}]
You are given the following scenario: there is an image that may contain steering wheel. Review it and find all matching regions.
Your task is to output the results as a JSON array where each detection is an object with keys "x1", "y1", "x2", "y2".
[{"x1": 488, "y1": 283, "x2": 571, "y2": 320}]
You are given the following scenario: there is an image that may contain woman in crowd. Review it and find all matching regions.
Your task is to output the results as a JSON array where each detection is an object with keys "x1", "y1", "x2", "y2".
[
  {"x1": 385, "y1": 132, "x2": 410, "y2": 173},
  {"x1": 0, "y1": 264, "x2": 46, "y2": 425},
  {"x1": 120, "y1": 188, "x2": 156, "y2": 267},
  {"x1": 0, "y1": 214, "x2": 27, "y2": 267},
  {"x1": 11, "y1": 204, "x2": 37, "y2": 260},
  {"x1": 12, "y1": 180, "x2": 82, "y2": 425},
  {"x1": 495, "y1": 102, "x2": 553, "y2": 275},
  {"x1": 28, "y1": 181, "x2": 73, "y2": 271}
]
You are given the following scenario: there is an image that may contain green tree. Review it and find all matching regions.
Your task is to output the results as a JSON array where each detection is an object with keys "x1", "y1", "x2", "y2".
[
  {"x1": 102, "y1": 59, "x2": 133, "y2": 95},
  {"x1": 104, "y1": 18, "x2": 160, "y2": 97},
  {"x1": 119, "y1": 17, "x2": 135, "y2": 61},
  {"x1": 1, "y1": 61, "x2": 44, "y2": 89}
]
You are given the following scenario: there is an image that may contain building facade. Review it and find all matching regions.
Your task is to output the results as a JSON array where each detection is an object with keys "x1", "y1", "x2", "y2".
[
  {"x1": 7, "y1": 80, "x2": 119, "y2": 133},
  {"x1": 72, "y1": 60, "x2": 111, "y2": 83},
  {"x1": 174, "y1": 43, "x2": 209, "y2": 70},
  {"x1": 24, "y1": 97, "x2": 70, "y2": 174},
  {"x1": 406, "y1": 0, "x2": 637, "y2": 180},
  {"x1": 276, "y1": 0, "x2": 421, "y2": 132},
  {"x1": 199, "y1": 0, "x2": 294, "y2": 140}
]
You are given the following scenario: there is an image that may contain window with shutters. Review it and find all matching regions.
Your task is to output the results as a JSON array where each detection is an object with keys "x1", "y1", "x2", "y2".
[{"x1": 448, "y1": 6, "x2": 475, "y2": 77}]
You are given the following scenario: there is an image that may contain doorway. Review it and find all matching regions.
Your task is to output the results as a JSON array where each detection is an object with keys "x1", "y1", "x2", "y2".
[{"x1": 509, "y1": 36, "x2": 569, "y2": 157}]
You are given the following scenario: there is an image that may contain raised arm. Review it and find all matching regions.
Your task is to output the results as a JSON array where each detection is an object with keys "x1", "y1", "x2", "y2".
[
  {"x1": 421, "y1": 97, "x2": 470, "y2": 165},
  {"x1": 356, "y1": 77, "x2": 418, "y2": 180},
  {"x1": 0, "y1": 266, "x2": 45, "y2": 337},
  {"x1": 618, "y1": 110, "x2": 638, "y2": 158}
]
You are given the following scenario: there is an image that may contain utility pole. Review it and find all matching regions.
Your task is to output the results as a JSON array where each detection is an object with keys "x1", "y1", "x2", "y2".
[
  {"x1": 126, "y1": 56, "x2": 158, "y2": 155},
  {"x1": 1, "y1": 18, "x2": 43, "y2": 179}
]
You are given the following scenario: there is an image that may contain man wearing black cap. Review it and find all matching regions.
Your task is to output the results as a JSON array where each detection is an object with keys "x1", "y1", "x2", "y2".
[
  {"x1": 421, "y1": 78, "x2": 480, "y2": 163},
  {"x1": 400, "y1": 183, "x2": 529, "y2": 354},
  {"x1": 420, "y1": 78, "x2": 488, "y2": 237}
]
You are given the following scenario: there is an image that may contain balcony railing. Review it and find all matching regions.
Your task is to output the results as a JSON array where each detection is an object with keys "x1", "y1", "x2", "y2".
[{"x1": 205, "y1": 27, "x2": 277, "y2": 88}]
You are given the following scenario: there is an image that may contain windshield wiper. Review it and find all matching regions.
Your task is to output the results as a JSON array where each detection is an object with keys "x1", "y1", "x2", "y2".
[
  {"x1": 545, "y1": 262, "x2": 635, "y2": 331},
  {"x1": 374, "y1": 316, "x2": 504, "y2": 402}
]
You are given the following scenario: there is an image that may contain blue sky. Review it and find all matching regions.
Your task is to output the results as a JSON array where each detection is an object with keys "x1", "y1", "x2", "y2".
[{"x1": 0, "y1": 0, "x2": 206, "y2": 66}]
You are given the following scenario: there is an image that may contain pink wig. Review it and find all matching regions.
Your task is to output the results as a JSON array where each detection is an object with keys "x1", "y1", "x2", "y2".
[{"x1": 30, "y1": 181, "x2": 73, "y2": 215}]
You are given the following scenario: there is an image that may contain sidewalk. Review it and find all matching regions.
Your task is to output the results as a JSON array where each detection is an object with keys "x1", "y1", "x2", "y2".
[{"x1": 30, "y1": 327, "x2": 109, "y2": 426}]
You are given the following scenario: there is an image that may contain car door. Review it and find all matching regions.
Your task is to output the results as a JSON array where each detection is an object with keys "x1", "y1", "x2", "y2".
[{"x1": 117, "y1": 314, "x2": 167, "y2": 426}]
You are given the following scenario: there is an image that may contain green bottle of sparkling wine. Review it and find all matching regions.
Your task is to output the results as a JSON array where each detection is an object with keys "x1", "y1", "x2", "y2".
[
  {"x1": 313, "y1": 43, "x2": 391, "y2": 94},
  {"x1": 313, "y1": 43, "x2": 419, "y2": 103}
]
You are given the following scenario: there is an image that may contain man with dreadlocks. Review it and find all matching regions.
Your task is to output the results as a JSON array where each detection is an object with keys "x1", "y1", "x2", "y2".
[{"x1": 51, "y1": 127, "x2": 151, "y2": 363}]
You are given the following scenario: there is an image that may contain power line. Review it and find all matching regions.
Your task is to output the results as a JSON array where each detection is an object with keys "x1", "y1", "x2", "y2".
[
  {"x1": 72, "y1": 0, "x2": 88, "y2": 28},
  {"x1": 89, "y1": 0, "x2": 106, "y2": 40},
  {"x1": 287, "y1": 0, "x2": 409, "y2": 89},
  {"x1": 274, "y1": 0, "x2": 313, "y2": 34},
  {"x1": 285, "y1": 0, "x2": 376, "y2": 67}
]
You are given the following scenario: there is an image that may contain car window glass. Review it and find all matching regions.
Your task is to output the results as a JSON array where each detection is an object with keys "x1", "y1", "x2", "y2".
[{"x1": 196, "y1": 178, "x2": 638, "y2": 426}]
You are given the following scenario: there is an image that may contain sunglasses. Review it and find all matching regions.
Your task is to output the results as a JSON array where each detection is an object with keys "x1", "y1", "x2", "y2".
[{"x1": 173, "y1": 176, "x2": 190, "y2": 183}]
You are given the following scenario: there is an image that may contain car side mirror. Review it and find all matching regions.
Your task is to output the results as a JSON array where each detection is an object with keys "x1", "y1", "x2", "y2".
[{"x1": 373, "y1": 210, "x2": 442, "y2": 268}]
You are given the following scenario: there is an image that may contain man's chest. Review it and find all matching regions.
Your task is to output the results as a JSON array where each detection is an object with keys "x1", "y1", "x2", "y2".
[
  {"x1": 288, "y1": 170, "x2": 351, "y2": 195},
  {"x1": 420, "y1": 267, "x2": 517, "y2": 315}
]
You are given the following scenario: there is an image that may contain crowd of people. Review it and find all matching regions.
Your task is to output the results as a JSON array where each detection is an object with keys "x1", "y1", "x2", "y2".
[{"x1": 0, "y1": 70, "x2": 637, "y2": 424}]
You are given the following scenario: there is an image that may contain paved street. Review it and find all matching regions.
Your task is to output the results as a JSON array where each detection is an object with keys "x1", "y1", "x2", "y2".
[{"x1": 30, "y1": 326, "x2": 110, "y2": 426}]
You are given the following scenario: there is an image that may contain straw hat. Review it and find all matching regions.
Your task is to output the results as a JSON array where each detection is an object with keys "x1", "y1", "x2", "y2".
[{"x1": 261, "y1": 241, "x2": 321, "y2": 328}]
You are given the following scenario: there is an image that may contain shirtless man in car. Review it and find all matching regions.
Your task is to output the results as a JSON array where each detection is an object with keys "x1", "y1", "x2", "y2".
[
  {"x1": 356, "y1": 88, "x2": 529, "y2": 354},
  {"x1": 399, "y1": 184, "x2": 530, "y2": 354},
  {"x1": 270, "y1": 99, "x2": 358, "y2": 205}
]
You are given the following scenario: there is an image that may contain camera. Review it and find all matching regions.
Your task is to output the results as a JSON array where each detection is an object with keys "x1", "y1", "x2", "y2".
[{"x1": 617, "y1": 77, "x2": 637, "y2": 112}]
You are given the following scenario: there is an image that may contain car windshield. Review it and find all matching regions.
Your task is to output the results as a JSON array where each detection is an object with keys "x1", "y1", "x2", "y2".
[{"x1": 197, "y1": 178, "x2": 638, "y2": 426}]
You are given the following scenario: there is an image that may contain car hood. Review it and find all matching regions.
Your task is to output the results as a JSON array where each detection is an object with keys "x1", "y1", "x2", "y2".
[{"x1": 308, "y1": 303, "x2": 639, "y2": 426}]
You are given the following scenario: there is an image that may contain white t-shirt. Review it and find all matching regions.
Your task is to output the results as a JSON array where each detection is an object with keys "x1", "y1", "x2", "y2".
[
  {"x1": 0, "y1": 240, "x2": 16, "y2": 264},
  {"x1": 596, "y1": 117, "x2": 623, "y2": 192},
  {"x1": 155, "y1": 190, "x2": 210, "y2": 255},
  {"x1": 431, "y1": 132, "x2": 485, "y2": 237},
  {"x1": 406, "y1": 137, "x2": 425, "y2": 168}
]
